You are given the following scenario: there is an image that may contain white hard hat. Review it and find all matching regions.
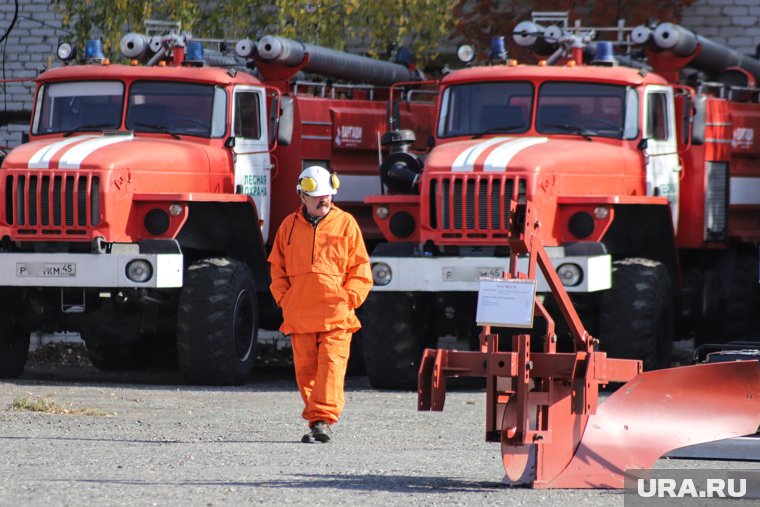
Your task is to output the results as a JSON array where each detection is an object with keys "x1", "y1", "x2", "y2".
[{"x1": 296, "y1": 166, "x2": 340, "y2": 196}]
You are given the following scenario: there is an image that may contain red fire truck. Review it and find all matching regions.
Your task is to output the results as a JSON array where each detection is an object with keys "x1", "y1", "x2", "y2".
[
  {"x1": 362, "y1": 18, "x2": 760, "y2": 388},
  {"x1": 0, "y1": 31, "x2": 431, "y2": 384}
]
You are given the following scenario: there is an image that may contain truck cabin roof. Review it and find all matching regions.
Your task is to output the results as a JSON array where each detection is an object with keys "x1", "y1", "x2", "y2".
[
  {"x1": 35, "y1": 63, "x2": 262, "y2": 87},
  {"x1": 441, "y1": 64, "x2": 669, "y2": 88}
]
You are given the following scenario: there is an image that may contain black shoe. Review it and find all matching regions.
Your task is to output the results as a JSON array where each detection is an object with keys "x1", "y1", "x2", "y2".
[
  {"x1": 311, "y1": 421, "x2": 332, "y2": 443},
  {"x1": 301, "y1": 430, "x2": 315, "y2": 443}
]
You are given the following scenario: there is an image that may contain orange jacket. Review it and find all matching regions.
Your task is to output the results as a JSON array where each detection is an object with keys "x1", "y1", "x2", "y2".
[{"x1": 268, "y1": 205, "x2": 373, "y2": 335}]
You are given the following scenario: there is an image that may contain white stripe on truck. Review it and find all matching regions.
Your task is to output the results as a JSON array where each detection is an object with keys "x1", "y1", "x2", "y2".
[
  {"x1": 28, "y1": 136, "x2": 98, "y2": 169},
  {"x1": 483, "y1": 137, "x2": 547, "y2": 172},
  {"x1": 58, "y1": 134, "x2": 134, "y2": 169},
  {"x1": 451, "y1": 137, "x2": 507, "y2": 172}
]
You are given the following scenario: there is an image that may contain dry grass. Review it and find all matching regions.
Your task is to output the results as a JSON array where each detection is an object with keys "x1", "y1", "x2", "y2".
[{"x1": 10, "y1": 396, "x2": 114, "y2": 416}]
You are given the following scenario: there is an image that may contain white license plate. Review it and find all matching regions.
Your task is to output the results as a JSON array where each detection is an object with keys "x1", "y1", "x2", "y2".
[
  {"x1": 478, "y1": 267, "x2": 504, "y2": 278},
  {"x1": 16, "y1": 262, "x2": 76, "y2": 277},
  {"x1": 442, "y1": 266, "x2": 504, "y2": 282}
]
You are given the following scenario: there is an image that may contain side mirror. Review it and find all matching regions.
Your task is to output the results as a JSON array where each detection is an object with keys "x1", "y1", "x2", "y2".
[
  {"x1": 691, "y1": 95, "x2": 706, "y2": 146},
  {"x1": 225, "y1": 137, "x2": 235, "y2": 148},
  {"x1": 637, "y1": 138, "x2": 648, "y2": 151},
  {"x1": 268, "y1": 94, "x2": 280, "y2": 147},
  {"x1": 426, "y1": 134, "x2": 435, "y2": 148},
  {"x1": 277, "y1": 97, "x2": 294, "y2": 146}
]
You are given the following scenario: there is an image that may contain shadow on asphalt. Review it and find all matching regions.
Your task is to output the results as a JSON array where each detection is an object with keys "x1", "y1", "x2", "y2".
[
  {"x1": 43, "y1": 473, "x2": 511, "y2": 493},
  {"x1": 16, "y1": 363, "x2": 486, "y2": 394},
  {"x1": 17, "y1": 364, "x2": 293, "y2": 390}
]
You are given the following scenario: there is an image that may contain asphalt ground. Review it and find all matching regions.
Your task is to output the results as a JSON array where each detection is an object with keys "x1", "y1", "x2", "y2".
[{"x1": 1, "y1": 349, "x2": 759, "y2": 506}]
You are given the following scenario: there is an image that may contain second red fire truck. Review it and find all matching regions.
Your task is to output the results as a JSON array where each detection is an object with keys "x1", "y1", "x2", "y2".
[{"x1": 362, "y1": 17, "x2": 760, "y2": 388}]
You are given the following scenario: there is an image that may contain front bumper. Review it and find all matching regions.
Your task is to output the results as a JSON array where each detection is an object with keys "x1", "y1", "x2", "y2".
[
  {"x1": 370, "y1": 254, "x2": 611, "y2": 293},
  {"x1": 0, "y1": 251, "x2": 183, "y2": 288}
]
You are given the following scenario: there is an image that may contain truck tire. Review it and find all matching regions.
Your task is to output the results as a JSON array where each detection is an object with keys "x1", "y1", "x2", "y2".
[
  {"x1": 0, "y1": 289, "x2": 30, "y2": 378},
  {"x1": 81, "y1": 296, "x2": 153, "y2": 371},
  {"x1": 599, "y1": 258, "x2": 673, "y2": 371},
  {"x1": 705, "y1": 247, "x2": 760, "y2": 342},
  {"x1": 362, "y1": 292, "x2": 427, "y2": 390},
  {"x1": 177, "y1": 258, "x2": 258, "y2": 385}
]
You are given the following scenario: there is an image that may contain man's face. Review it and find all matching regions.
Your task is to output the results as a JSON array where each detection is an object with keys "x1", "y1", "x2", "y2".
[{"x1": 300, "y1": 192, "x2": 332, "y2": 218}]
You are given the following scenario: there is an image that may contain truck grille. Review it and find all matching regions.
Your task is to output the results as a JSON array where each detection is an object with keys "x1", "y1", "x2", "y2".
[
  {"x1": 427, "y1": 174, "x2": 523, "y2": 241},
  {"x1": 5, "y1": 172, "x2": 101, "y2": 236}
]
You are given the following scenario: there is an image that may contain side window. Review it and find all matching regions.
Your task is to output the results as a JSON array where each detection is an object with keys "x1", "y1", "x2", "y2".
[
  {"x1": 234, "y1": 92, "x2": 261, "y2": 139},
  {"x1": 647, "y1": 93, "x2": 668, "y2": 141}
]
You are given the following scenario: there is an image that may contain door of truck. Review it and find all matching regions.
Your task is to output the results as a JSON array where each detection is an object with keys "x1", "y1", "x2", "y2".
[
  {"x1": 231, "y1": 86, "x2": 272, "y2": 241},
  {"x1": 643, "y1": 85, "x2": 681, "y2": 228}
]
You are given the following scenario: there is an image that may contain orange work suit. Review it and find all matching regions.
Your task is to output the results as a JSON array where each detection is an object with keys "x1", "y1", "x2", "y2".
[{"x1": 268, "y1": 204, "x2": 372, "y2": 425}]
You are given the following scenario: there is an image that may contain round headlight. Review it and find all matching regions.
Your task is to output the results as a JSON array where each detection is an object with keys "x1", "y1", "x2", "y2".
[
  {"x1": 371, "y1": 262, "x2": 392, "y2": 286},
  {"x1": 375, "y1": 206, "x2": 390, "y2": 219},
  {"x1": 457, "y1": 44, "x2": 476, "y2": 63},
  {"x1": 144, "y1": 208, "x2": 170, "y2": 235},
  {"x1": 557, "y1": 263, "x2": 583, "y2": 287},
  {"x1": 126, "y1": 259, "x2": 153, "y2": 283},
  {"x1": 57, "y1": 42, "x2": 75, "y2": 61}
]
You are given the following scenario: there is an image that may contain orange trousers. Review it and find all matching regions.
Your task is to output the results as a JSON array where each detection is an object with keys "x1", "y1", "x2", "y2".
[{"x1": 291, "y1": 328, "x2": 352, "y2": 425}]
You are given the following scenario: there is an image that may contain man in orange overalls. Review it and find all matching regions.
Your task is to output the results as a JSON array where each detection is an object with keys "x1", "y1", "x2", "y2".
[{"x1": 268, "y1": 166, "x2": 373, "y2": 443}]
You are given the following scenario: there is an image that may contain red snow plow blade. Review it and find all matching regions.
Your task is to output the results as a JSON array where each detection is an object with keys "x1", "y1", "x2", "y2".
[
  {"x1": 418, "y1": 200, "x2": 760, "y2": 488},
  {"x1": 547, "y1": 360, "x2": 760, "y2": 488}
]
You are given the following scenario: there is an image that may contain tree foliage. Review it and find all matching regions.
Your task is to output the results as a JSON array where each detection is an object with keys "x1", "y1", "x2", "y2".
[
  {"x1": 52, "y1": 0, "x2": 457, "y2": 66},
  {"x1": 452, "y1": 0, "x2": 697, "y2": 62},
  {"x1": 53, "y1": 0, "x2": 200, "y2": 58},
  {"x1": 274, "y1": 0, "x2": 457, "y2": 63}
]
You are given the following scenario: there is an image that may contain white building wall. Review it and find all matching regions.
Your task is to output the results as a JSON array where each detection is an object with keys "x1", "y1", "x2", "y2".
[
  {"x1": 681, "y1": 0, "x2": 760, "y2": 57},
  {"x1": 0, "y1": 0, "x2": 65, "y2": 148}
]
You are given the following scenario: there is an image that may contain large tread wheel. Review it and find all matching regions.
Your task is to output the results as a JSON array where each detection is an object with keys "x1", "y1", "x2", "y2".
[
  {"x1": 0, "y1": 288, "x2": 30, "y2": 378},
  {"x1": 362, "y1": 292, "x2": 427, "y2": 390},
  {"x1": 177, "y1": 258, "x2": 258, "y2": 385},
  {"x1": 81, "y1": 294, "x2": 153, "y2": 371},
  {"x1": 599, "y1": 258, "x2": 674, "y2": 371},
  {"x1": 705, "y1": 247, "x2": 760, "y2": 343}
]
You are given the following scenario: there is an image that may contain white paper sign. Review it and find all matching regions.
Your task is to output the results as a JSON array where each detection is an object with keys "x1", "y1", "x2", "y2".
[{"x1": 475, "y1": 277, "x2": 536, "y2": 328}]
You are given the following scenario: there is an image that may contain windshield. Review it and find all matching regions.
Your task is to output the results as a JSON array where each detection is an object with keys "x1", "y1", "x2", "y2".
[
  {"x1": 437, "y1": 82, "x2": 533, "y2": 138},
  {"x1": 536, "y1": 82, "x2": 632, "y2": 139},
  {"x1": 126, "y1": 81, "x2": 226, "y2": 138},
  {"x1": 33, "y1": 81, "x2": 124, "y2": 135}
]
